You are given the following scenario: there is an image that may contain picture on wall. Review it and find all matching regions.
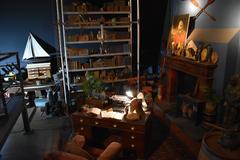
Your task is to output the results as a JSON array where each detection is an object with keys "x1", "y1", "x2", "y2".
[{"x1": 167, "y1": 14, "x2": 190, "y2": 56}]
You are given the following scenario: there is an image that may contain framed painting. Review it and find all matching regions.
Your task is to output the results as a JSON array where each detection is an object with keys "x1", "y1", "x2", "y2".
[{"x1": 167, "y1": 14, "x2": 190, "y2": 55}]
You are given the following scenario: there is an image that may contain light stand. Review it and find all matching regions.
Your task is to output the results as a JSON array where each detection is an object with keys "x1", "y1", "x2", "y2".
[{"x1": 137, "y1": 0, "x2": 140, "y2": 92}]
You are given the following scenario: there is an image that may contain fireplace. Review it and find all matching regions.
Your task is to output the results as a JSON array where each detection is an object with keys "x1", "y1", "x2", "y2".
[
  {"x1": 165, "y1": 55, "x2": 217, "y2": 102},
  {"x1": 177, "y1": 72, "x2": 197, "y2": 95}
]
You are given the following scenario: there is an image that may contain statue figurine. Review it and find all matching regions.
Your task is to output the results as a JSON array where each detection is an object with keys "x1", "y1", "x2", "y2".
[{"x1": 125, "y1": 98, "x2": 146, "y2": 121}]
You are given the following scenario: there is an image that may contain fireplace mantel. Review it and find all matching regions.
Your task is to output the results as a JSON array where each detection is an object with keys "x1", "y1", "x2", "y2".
[
  {"x1": 165, "y1": 56, "x2": 217, "y2": 79},
  {"x1": 165, "y1": 55, "x2": 217, "y2": 101}
]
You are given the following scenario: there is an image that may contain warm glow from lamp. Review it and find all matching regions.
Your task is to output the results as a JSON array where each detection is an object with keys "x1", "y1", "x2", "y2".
[
  {"x1": 186, "y1": 0, "x2": 199, "y2": 16},
  {"x1": 137, "y1": 92, "x2": 144, "y2": 99},
  {"x1": 142, "y1": 99, "x2": 148, "y2": 108},
  {"x1": 136, "y1": 92, "x2": 148, "y2": 109},
  {"x1": 126, "y1": 90, "x2": 134, "y2": 98}
]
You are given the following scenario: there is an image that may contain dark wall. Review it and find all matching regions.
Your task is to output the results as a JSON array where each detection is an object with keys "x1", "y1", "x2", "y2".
[{"x1": 0, "y1": 0, "x2": 57, "y2": 66}]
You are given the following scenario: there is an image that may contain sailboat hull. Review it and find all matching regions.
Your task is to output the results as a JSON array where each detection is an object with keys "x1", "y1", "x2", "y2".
[{"x1": 24, "y1": 57, "x2": 51, "y2": 63}]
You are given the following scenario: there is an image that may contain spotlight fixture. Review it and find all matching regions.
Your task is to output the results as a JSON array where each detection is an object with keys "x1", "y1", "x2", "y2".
[
  {"x1": 193, "y1": 0, "x2": 216, "y2": 21},
  {"x1": 126, "y1": 90, "x2": 134, "y2": 98}
]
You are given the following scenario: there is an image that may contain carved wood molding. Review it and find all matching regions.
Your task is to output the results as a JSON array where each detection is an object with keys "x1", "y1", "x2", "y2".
[{"x1": 165, "y1": 56, "x2": 217, "y2": 79}]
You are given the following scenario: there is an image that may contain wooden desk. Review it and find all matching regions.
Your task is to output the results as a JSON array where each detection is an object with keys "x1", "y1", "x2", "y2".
[{"x1": 72, "y1": 112, "x2": 150, "y2": 159}]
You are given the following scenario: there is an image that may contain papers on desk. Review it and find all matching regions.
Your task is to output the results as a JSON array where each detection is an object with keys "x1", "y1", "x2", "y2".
[
  {"x1": 88, "y1": 107, "x2": 101, "y2": 115},
  {"x1": 83, "y1": 105, "x2": 124, "y2": 120},
  {"x1": 110, "y1": 95, "x2": 130, "y2": 103},
  {"x1": 101, "y1": 110, "x2": 124, "y2": 120}
]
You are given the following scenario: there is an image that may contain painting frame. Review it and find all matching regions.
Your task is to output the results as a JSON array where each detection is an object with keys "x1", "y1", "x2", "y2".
[{"x1": 167, "y1": 14, "x2": 190, "y2": 55}]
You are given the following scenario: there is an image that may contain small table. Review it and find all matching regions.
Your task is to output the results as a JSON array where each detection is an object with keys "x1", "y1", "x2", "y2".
[
  {"x1": 72, "y1": 111, "x2": 150, "y2": 159},
  {"x1": 24, "y1": 82, "x2": 54, "y2": 92},
  {"x1": 23, "y1": 81, "x2": 55, "y2": 117}
]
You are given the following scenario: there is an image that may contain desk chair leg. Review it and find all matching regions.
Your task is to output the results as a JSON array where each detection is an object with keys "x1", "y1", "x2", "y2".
[
  {"x1": 40, "y1": 109, "x2": 45, "y2": 117},
  {"x1": 39, "y1": 103, "x2": 51, "y2": 117}
]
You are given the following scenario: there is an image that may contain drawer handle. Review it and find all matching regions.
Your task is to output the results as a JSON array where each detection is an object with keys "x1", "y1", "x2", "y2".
[
  {"x1": 131, "y1": 144, "x2": 135, "y2": 148},
  {"x1": 80, "y1": 127, "x2": 84, "y2": 131},
  {"x1": 95, "y1": 121, "x2": 99, "y2": 125},
  {"x1": 131, "y1": 127, "x2": 135, "y2": 131},
  {"x1": 80, "y1": 119, "x2": 83, "y2": 123},
  {"x1": 131, "y1": 136, "x2": 135, "y2": 139},
  {"x1": 113, "y1": 124, "x2": 117, "y2": 128}
]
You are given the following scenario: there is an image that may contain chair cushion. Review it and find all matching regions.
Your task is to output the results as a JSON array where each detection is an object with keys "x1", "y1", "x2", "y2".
[
  {"x1": 34, "y1": 98, "x2": 48, "y2": 108},
  {"x1": 44, "y1": 151, "x2": 88, "y2": 160},
  {"x1": 64, "y1": 145, "x2": 95, "y2": 160},
  {"x1": 65, "y1": 135, "x2": 94, "y2": 160},
  {"x1": 98, "y1": 142, "x2": 122, "y2": 160},
  {"x1": 70, "y1": 135, "x2": 86, "y2": 148}
]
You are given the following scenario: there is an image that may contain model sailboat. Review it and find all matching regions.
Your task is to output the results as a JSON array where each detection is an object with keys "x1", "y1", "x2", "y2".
[
  {"x1": 22, "y1": 33, "x2": 50, "y2": 62},
  {"x1": 23, "y1": 33, "x2": 53, "y2": 80}
]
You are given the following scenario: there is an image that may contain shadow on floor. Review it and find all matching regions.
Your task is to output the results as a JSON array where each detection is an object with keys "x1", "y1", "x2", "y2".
[
  {"x1": 0, "y1": 109, "x2": 71, "y2": 160},
  {"x1": 146, "y1": 113, "x2": 170, "y2": 157}
]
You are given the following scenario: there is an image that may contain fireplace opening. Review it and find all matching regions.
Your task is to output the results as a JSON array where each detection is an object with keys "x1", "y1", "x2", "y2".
[
  {"x1": 176, "y1": 72, "x2": 197, "y2": 96},
  {"x1": 165, "y1": 56, "x2": 217, "y2": 102}
]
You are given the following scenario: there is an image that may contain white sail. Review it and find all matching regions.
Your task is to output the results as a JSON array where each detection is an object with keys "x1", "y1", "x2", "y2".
[{"x1": 22, "y1": 33, "x2": 50, "y2": 60}]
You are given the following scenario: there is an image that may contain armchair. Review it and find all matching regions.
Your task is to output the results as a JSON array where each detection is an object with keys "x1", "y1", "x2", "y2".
[{"x1": 44, "y1": 134, "x2": 122, "y2": 160}]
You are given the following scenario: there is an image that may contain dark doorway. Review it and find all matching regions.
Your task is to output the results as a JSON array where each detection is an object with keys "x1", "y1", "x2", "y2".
[{"x1": 139, "y1": 0, "x2": 168, "y2": 74}]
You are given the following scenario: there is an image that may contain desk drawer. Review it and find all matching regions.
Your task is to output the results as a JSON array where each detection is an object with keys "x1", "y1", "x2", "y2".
[
  {"x1": 122, "y1": 132, "x2": 145, "y2": 157},
  {"x1": 120, "y1": 122, "x2": 145, "y2": 133},
  {"x1": 88, "y1": 118, "x2": 145, "y2": 133},
  {"x1": 123, "y1": 132, "x2": 144, "y2": 143},
  {"x1": 28, "y1": 74, "x2": 38, "y2": 80},
  {"x1": 72, "y1": 115, "x2": 145, "y2": 133},
  {"x1": 72, "y1": 115, "x2": 91, "y2": 126}
]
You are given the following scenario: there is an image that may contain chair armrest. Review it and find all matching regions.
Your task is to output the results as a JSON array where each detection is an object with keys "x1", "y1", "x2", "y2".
[
  {"x1": 98, "y1": 142, "x2": 122, "y2": 160},
  {"x1": 64, "y1": 134, "x2": 95, "y2": 160},
  {"x1": 64, "y1": 144, "x2": 95, "y2": 160},
  {"x1": 70, "y1": 134, "x2": 86, "y2": 148}
]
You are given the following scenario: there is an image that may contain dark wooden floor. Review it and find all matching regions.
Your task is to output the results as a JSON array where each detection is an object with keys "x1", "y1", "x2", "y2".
[{"x1": 0, "y1": 96, "x2": 25, "y2": 151}]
